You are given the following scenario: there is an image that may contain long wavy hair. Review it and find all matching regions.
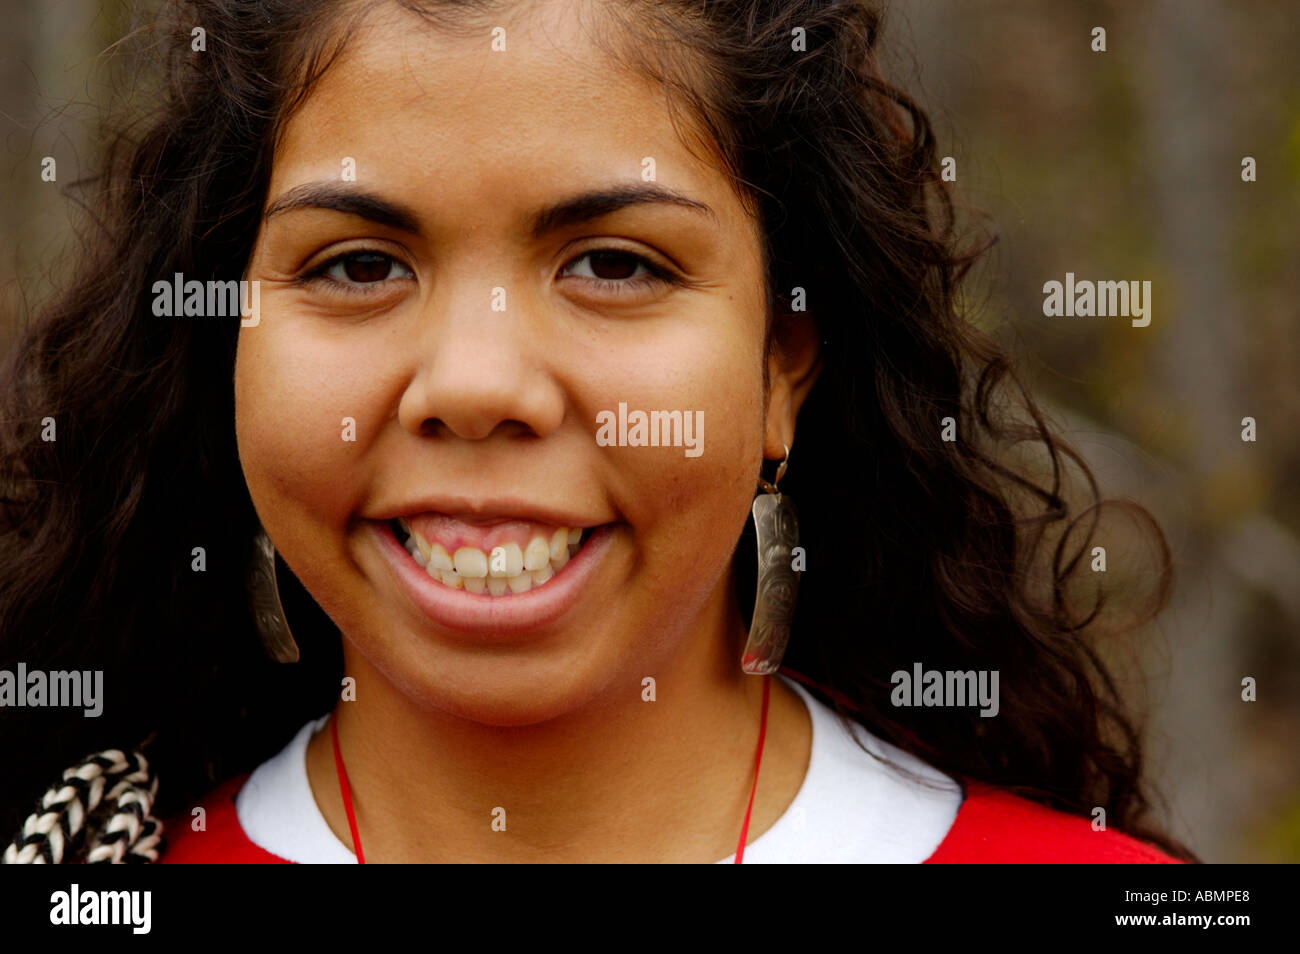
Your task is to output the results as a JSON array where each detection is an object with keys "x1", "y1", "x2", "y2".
[{"x1": 0, "y1": 0, "x2": 1196, "y2": 860}]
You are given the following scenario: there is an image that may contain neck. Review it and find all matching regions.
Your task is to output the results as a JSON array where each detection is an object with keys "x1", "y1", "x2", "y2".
[{"x1": 305, "y1": 591, "x2": 810, "y2": 863}]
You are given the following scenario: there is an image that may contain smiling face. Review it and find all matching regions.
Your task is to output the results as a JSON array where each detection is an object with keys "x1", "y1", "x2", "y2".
[{"x1": 235, "y1": 0, "x2": 806, "y2": 724}]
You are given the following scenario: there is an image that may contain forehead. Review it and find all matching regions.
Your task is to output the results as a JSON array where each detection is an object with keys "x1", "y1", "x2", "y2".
[{"x1": 271, "y1": 0, "x2": 741, "y2": 227}]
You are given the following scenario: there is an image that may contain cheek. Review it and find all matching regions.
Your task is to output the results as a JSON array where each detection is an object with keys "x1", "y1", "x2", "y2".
[
  {"x1": 588, "y1": 325, "x2": 764, "y2": 584},
  {"x1": 233, "y1": 318, "x2": 394, "y2": 538}
]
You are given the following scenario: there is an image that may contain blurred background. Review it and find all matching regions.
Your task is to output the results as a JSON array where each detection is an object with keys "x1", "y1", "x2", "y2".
[{"x1": 2, "y1": 0, "x2": 1297, "y2": 861}]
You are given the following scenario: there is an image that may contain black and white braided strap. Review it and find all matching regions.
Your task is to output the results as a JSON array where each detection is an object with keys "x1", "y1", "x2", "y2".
[{"x1": 3, "y1": 748, "x2": 163, "y2": 864}]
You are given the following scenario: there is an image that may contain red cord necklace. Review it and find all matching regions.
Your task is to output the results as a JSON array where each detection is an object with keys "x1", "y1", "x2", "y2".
[{"x1": 330, "y1": 672, "x2": 772, "y2": 864}]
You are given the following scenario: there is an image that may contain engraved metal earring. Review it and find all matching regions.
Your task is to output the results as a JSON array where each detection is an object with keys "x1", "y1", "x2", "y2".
[
  {"x1": 248, "y1": 526, "x2": 300, "y2": 663},
  {"x1": 740, "y1": 443, "x2": 801, "y2": 675}
]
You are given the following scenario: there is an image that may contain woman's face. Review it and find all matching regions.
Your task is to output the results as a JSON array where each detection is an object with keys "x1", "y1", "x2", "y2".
[{"x1": 235, "y1": 0, "x2": 810, "y2": 724}]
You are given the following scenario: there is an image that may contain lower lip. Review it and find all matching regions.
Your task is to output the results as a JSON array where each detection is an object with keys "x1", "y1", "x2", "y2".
[{"x1": 368, "y1": 519, "x2": 615, "y2": 638}]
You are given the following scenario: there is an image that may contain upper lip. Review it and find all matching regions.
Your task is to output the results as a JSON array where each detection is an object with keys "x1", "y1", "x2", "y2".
[{"x1": 378, "y1": 494, "x2": 605, "y2": 530}]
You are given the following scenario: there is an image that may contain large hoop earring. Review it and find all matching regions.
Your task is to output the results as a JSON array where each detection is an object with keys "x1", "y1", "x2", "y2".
[
  {"x1": 248, "y1": 526, "x2": 300, "y2": 663},
  {"x1": 740, "y1": 443, "x2": 801, "y2": 675}
]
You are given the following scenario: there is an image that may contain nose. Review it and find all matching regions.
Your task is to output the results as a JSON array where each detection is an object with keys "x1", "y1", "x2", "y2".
[{"x1": 397, "y1": 278, "x2": 565, "y2": 442}]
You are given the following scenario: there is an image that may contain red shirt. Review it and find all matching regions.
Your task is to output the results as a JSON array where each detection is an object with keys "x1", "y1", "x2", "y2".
[{"x1": 160, "y1": 775, "x2": 1184, "y2": 864}]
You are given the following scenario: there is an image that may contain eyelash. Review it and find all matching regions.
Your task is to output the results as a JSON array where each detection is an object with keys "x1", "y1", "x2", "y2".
[
  {"x1": 298, "y1": 248, "x2": 678, "y2": 298},
  {"x1": 557, "y1": 249, "x2": 679, "y2": 297},
  {"x1": 299, "y1": 251, "x2": 415, "y2": 298}
]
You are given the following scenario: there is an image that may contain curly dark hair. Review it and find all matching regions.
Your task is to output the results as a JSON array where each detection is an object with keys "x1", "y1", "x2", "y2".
[{"x1": 0, "y1": 0, "x2": 1196, "y2": 861}]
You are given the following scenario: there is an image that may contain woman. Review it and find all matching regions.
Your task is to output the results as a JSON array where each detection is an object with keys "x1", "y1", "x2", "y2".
[{"x1": 0, "y1": 0, "x2": 1194, "y2": 863}]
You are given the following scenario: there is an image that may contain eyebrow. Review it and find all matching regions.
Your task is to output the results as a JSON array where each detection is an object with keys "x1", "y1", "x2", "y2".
[
  {"x1": 527, "y1": 184, "x2": 716, "y2": 238},
  {"x1": 263, "y1": 183, "x2": 422, "y2": 233},
  {"x1": 262, "y1": 182, "x2": 716, "y2": 238}
]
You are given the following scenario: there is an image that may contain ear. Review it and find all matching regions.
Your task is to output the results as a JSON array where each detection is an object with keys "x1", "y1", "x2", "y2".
[{"x1": 764, "y1": 311, "x2": 822, "y2": 460}]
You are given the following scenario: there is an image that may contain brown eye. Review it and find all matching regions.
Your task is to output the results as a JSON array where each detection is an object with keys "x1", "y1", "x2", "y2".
[
  {"x1": 311, "y1": 250, "x2": 415, "y2": 291},
  {"x1": 341, "y1": 251, "x2": 395, "y2": 282},
  {"x1": 560, "y1": 249, "x2": 675, "y2": 293},
  {"x1": 586, "y1": 250, "x2": 640, "y2": 280}
]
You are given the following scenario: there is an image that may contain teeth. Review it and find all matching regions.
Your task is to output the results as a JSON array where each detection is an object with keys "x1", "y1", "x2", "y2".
[
  {"x1": 401, "y1": 520, "x2": 432, "y2": 561},
  {"x1": 398, "y1": 520, "x2": 592, "y2": 596},
  {"x1": 489, "y1": 543, "x2": 524, "y2": 578},
  {"x1": 523, "y1": 536, "x2": 550, "y2": 572},
  {"x1": 548, "y1": 529, "x2": 568, "y2": 563},
  {"x1": 453, "y1": 547, "x2": 488, "y2": 578}
]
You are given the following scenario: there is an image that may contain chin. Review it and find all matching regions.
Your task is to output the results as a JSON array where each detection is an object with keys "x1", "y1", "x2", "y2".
[{"x1": 354, "y1": 619, "x2": 633, "y2": 728}]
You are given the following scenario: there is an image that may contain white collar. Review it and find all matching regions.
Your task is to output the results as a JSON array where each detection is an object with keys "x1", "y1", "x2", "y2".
[{"x1": 235, "y1": 673, "x2": 961, "y2": 863}]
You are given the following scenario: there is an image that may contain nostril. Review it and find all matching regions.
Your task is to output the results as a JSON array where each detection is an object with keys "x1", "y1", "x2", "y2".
[
  {"x1": 419, "y1": 417, "x2": 538, "y2": 441},
  {"x1": 418, "y1": 418, "x2": 446, "y2": 439}
]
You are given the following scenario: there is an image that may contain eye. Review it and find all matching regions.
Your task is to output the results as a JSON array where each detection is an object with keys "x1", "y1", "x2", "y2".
[
  {"x1": 558, "y1": 249, "x2": 677, "y2": 296},
  {"x1": 303, "y1": 250, "x2": 415, "y2": 293}
]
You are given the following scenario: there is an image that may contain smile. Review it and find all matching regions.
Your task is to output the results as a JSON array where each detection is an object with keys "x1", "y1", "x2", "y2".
[
  {"x1": 391, "y1": 516, "x2": 590, "y2": 596},
  {"x1": 369, "y1": 511, "x2": 616, "y2": 636}
]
